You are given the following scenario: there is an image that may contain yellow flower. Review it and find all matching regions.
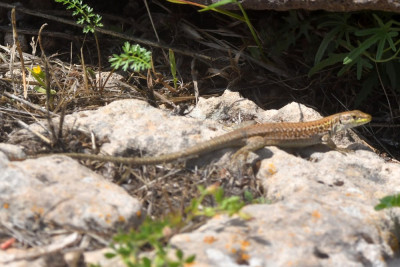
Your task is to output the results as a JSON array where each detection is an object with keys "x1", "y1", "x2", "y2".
[{"x1": 32, "y1": 65, "x2": 42, "y2": 74}]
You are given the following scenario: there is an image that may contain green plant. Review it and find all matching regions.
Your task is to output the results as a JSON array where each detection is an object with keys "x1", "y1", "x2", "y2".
[
  {"x1": 304, "y1": 12, "x2": 400, "y2": 107},
  {"x1": 54, "y1": 0, "x2": 105, "y2": 91},
  {"x1": 375, "y1": 194, "x2": 400, "y2": 210},
  {"x1": 186, "y1": 184, "x2": 250, "y2": 219},
  {"x1": 310, "y1": 13, "x2": 400, "y2": 80},
  {"x1": 109, "y1": 42, "x2": 152, "y2": 72},
  {"x1": 168, "y1": 49, "x2": 178, "y2": 89},
  {"x1": 54, "y1": 0, "x2": 103, "y2": 33},
  {"x1": 243, "y1": 190, "x2": 270, "y2": 205},
  {"x1": 27, "y1": 65, "x2": 56, "y2": 95},
  {"x1": 106, "y1": 218, "x2": 195, "y2": 267},
  {"x1": 168, "y1": 0, "x2": 262, "y2": 53},
  {"x1": 264, "y1": 11, "x2": 314, "y2": 57},
  {"x1": 106, "y1": 184, "x2": 251, "y2": 266}
]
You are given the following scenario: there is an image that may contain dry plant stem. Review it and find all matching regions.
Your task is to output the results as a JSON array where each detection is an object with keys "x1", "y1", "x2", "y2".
[
  {"x1": 191, "y1": 58, "x2": 199, "y2": 105},
  {"x1": 119, "y1": 76, "x2": 177, "y2": 107},
  {"x1": 3, "y1": 91, "x2": 58, "y2": 117},
  {"x1": 153, "y1": 90, "x2": 177, "y2": 108},
  {"x1": 44, "y1": 62, "x2": 58, "y2": 143},
  {"x1": 38, "y1": 24, "x2": 58, "y2": 143},
  {"x1": 133, "y1": 169, "x2": 182, "y2": 193},
  {"x1": 371, "y1": 123, "x2": 400, "y2": 127},
  {"x1": 37, "y1": 31, "x2": 69, "y2": 147},
  {"x1": 37, "y1": 24, "x2": 63, "y2": 93},
  {"x1": 101, "y1": 68, "x2": 115, "y2": 91},
  {"x1": 11, "y1": 8, "x2": 27, "y2": 99},
  {"x1": 1, "y1": 77, "x2": 41, "y2": 86},
  {"x1": 149, "y1": 58, "x2": 177, "y2": 93},
  {"x1": 375, "y1": 62, "x2": 394, "y2": 121},
  {"x1": 0, "y1": 25, "x2": 77, "y2": 42},
  {"x1": 15, "y1": 117, "x2": 51, "y2": 145},
  {"x1": 144, "y1": 0, "x2": 160, "y2": 42},
  {"x1": 94, "y1": 32, "x2": 102, "y2": 93},
  {"x1": 80, "y1": 45, "x2": 90, "y2": 93},
  {"x1": 145, "y1": 68, "x2": 158, "y2": 108},
  {"x1": 8, "y1": 46, "x2": 17, "y2": 95},
  {"x1": 0, "y1": 44, "x2": 39, "y2": 62},
  {"x1": 0, "y1": 106, "x2": 43, "y2": 117}
]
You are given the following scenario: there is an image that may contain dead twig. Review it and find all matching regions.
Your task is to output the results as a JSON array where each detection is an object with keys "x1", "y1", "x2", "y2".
[
  {"x1": 14, "y1": 117, "x2": 52, "y2": 145},
  {"x1": 11, "y1": 8, "x2": 28, "y2": 98},
  {"x1": 2, "y1": 91, "x2": 58, "y2": 117}
]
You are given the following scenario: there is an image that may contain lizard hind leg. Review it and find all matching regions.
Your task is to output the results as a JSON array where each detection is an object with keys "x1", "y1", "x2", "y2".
[{"x1": 231, "y1": 136, "x2": 270, "y2": 163}]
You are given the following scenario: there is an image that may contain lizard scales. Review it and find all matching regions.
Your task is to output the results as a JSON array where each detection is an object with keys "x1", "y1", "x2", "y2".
[{"x1": 59, "y1": 110, "x2": 371, "y2": 165}]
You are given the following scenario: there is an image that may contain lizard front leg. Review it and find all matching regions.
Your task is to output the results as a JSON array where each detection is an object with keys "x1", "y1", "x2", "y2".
[
  {"x1": 321, "y1": 134, "x2": 350, "y2": 154},
  {"x1": 321, "y1": 134, "x2": 336, "y2": 149}
]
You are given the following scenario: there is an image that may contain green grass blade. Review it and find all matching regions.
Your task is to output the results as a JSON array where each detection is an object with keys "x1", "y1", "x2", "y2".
[
  {"x1": 199, "y1": 0, "x2": 235, "y2": 11},
  {"x1": 309, "y1": 53, "x2": 347, "y2": 77},
  {"x1": 343, "y1": 34, "x2": 381, "y2": 64},
  {"x1": 169, "y1": 49, "x2": 178, "y2": 89}
]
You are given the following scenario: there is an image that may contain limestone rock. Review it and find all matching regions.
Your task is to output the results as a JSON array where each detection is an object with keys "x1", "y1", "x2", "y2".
[{"x1": 0, "y1": 153, "x2": 142, "y2": 236}]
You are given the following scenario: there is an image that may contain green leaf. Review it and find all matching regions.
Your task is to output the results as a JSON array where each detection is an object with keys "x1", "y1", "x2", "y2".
[
  {"x1": 176, "y1": 249, "x2": 183, "y2": 260},
  {"x1": 203, "y1": 207, "x2": 216, "y2": 217},
  {"x1": 142, "y1": 257, "x2": 151, "y2": 267},
  {"x1": 168, "y1": 0, "x2": 245, "y2": 21},
  {"x1": 243, "y1": 190, "x2": 254, "y2": 202},
  {"x1": 376, "y1": 38, "x2": 386, "y2": 60},
  {"x1": 343, "y1": 34, "x2": 381, "y2": 64},
  {"x1": 185, "y1": 255, "x2": 196, "y2": 263},
  {"x1": 169, "y1": 49, "x2": 177, "y2": 89},
  {"x1": 308, "y1": 53, "x2": 347, "y2": 77},
  {"x1": 373, "y1": 13, "x2": 385, "y2": 27},
  {"x1": 375, "y1": 194, "x2": 400, "y2": 210},
  {"x1": 109, "y1": 42, "x2": 151, "y2": 72},
  {"x1": 199, "y1": 0, "x2": 235, "y2": 11},
  {"x1": 27, "y1": 67, "x2": 46, "y2": 87},
  {"x1": 104, "y1": 252, "x2": 116, "y2": 258},
  {"x1": 214, "y1": 188, "x2": 224, "y2": 203},
  {"x1": 168, "y1": 262, "x2": 180, "y2": 267},
  {"x1": 337, "y1": 61, "x2": 354, "y2": 76},
  {"x1": 317, "y1": 13, "x2": 351, "y2": 29},
  {"x1": 314, "y1": 27, "x2": 341, "y2": 64},
  {"x1": 197, "y1": 185, "x2": 206, "y2": 194}
]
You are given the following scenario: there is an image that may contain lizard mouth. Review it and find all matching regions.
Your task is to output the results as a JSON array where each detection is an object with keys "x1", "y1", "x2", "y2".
[{"x1": 357, "y1": 114, "x2": 372, "y2": 125}]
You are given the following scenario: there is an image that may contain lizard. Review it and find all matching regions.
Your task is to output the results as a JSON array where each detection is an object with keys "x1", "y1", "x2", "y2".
[{"x1": 49, "y1": 110, "x2": 371, "y2": 165}]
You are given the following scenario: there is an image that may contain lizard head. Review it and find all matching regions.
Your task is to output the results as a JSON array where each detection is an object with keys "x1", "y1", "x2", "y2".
[{"x1": 333, "y1": 110, "x2": 371, "y2": 133}]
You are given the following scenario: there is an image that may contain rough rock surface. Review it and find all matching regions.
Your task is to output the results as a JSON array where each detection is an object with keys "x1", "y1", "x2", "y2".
[
  {"x1": 195, "y1": 0, "x2": 400, "y2": 12},
  {"x1": 171, "y1": 147, "x2": 400, "y2": 266},
  {"x1": 3, "y1": 91, "x2": 400, "y2": 266},
  {"x1": 0, "y1": 151, "x2": 142, "y2": 239}
]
